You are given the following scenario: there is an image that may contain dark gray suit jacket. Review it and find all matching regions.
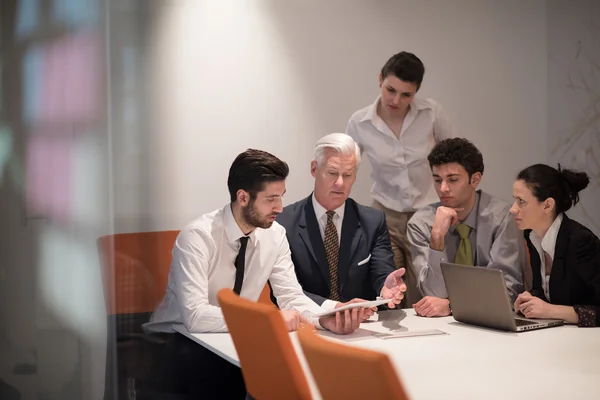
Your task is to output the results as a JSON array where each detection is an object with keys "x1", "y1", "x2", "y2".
[{"x1": 276, "y1": 195, "x2": 396, "y2": 305}]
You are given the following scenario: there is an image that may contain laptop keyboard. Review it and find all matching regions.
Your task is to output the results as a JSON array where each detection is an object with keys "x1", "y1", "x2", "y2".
[{"x1": 515, "y1": 319, "x2": 539, "y2": 326}]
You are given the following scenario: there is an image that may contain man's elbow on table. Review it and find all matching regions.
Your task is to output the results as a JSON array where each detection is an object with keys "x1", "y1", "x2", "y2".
[{"x1": 182, "y1": 307, "x2": 228, "y2": 334}]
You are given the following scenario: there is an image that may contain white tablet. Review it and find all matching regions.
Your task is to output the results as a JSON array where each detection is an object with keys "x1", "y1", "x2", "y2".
[{"x1": 314, "y1": 298, "x2": 392, "y2": 318}]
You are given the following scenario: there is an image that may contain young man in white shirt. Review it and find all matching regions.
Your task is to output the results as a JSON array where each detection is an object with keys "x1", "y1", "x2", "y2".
[
  {"x1": 145, "y1": 149, "x2": 366, "y2": 398},
  {"x1": 346, "y1": 51, "x2": 453, "y2": 307}
]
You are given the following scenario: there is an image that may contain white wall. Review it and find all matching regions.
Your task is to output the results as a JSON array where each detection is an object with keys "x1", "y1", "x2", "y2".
[
  {"x1": 111, "y1": 0, "x2": 548, "y2": 233},
  {"x1": 547, "y1": 0, "x2": 600, "y2": 236}
]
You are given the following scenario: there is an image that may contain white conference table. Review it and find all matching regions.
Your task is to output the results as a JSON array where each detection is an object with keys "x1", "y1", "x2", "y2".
[{"x1": 174, "y1": 309, "x2": 600, "y2": 399}]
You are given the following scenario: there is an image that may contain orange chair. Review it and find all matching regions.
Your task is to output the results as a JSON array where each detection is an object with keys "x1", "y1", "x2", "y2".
[
  {"x1": 217, "y1": 288, "x2": 312, "y2": 400},
  {"x1": 97, "y1": 231, "x2": 276, "y2": 397},
  {"x1": 297, "y1": 324, "x2": 409, "y2": 400},
  {"x1": 258, "y1": 281, "x2": 278, "y2": 308},
  {"x1": 98, "y1": 230, "x2": 275, "y2": 315},
  {"x1": 97, "y1": 230, "x2": 180, "y2": 316},
  {"x1": 97, "y1": 230, "x2": 180, "y2": 399}
]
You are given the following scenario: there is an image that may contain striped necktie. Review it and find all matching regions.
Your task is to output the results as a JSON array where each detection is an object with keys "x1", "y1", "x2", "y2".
[{"x1": 323, "y1": 211, "x2": 341, "y2": 301}]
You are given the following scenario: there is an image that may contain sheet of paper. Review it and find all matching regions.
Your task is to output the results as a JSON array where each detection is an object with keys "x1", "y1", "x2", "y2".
[
  {"x1": 314, "y1": 298, "x2": 392, "y2": 317},
  {"x1": 373, "y1": 329, "x2": 448, "y2": 339}
]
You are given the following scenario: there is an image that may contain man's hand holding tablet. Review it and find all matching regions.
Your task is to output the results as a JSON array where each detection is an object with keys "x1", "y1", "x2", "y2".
[
  {"x1": 315, "y1": 298, "x2": 392, "y2": 318},
  {"x1": 316, "y1": 298, "x2": 391, "y2": 334},
  {"x1": 314, "y1": 268, "x2": 407, "y2": 334}
]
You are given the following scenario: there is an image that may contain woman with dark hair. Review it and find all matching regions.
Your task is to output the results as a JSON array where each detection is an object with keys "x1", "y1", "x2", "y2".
[
  {"x1": 345, "y1": 51, "x2": 453, "y2": 307},
  {"x1": 510, "y1": 163, "x2": 600, "y2": 327}
]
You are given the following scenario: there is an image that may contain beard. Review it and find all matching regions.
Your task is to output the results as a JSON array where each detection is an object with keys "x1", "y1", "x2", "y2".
[{"x1": 242, "y1": 200, "x2": 276, "y2": 229}]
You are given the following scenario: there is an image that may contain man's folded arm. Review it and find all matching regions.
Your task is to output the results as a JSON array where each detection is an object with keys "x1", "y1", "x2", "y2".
[{"x1": 407, "y1": 219, "x2": 449, "y2": 298}]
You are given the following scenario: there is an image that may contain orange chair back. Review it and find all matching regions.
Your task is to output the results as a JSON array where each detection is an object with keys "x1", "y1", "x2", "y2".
[
  {"x1": 297, "y1": 325, "x2": 409, "y2": 400},
  {"x1": 97, "y1": 230, "x2": 180, "y2": 315},
  {"x1": 258, "y1": 281, "x2": 277, "y2": 308},
  {"x1": 218, "y1": 288, "x2": 311, "y2": 400}
]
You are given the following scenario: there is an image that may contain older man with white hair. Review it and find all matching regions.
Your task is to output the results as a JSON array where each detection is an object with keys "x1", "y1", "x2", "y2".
[{"x1": 277, "y1": 133, "x2": 406, "y2": 315}]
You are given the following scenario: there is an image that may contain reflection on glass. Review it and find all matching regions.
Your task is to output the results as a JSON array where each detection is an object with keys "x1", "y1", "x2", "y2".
[
  {"x1": 0, "y1": 126, "x2": 13, "y2": 184},
  {"x1": 16, "y1": 0, "x2": 40, "y2": 38},
  {"x1": 39, "y1": 33, "x2": 102, "y2": 124},
  {"x1": 22, "y1": 45, "x2": 43, "y2": 124},
  {"x1": 52, "y1": 0, "x2": 100, "y2": 29}
]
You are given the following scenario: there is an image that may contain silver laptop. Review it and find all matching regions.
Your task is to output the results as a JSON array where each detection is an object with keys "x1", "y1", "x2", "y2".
[{"x1": 440, "y1": 262, "x2": 563, "y2": 332}]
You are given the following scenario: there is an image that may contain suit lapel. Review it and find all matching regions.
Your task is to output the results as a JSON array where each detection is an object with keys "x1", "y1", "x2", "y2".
[
  {"x1": 524, "y1": 230, "x2": 544, "y2": 297},
  {"x1": 549, "y1": 215, "x2": 570, "y2": 302},
  {"x1": 298, "y1": 196, "x2": 330, "y2": 284},
  {"x1": 338, "y1": 200, "x2": 362, "y2": 290}
]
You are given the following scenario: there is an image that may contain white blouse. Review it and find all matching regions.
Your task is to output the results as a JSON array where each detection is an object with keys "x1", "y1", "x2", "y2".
[{"x1": 529, "y1": 213, "x2": 564, "y2": 300}]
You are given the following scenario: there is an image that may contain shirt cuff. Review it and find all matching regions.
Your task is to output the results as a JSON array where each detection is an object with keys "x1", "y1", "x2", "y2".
[
  {"x1": 428, "y1": 248, "x2": 446, "y2": 269},
  {"x1": 321, "y1": 299, "x2": 339, "y2": 311},
  {"x1": 312, "y1": 318, "x2": 324, "y2": 330},
  {"x1": 574, "y1": 305, "x2": 597, "y2": 327},
  {"x1": 303, "y1": 312, "x2": 324, "y2": 330}
]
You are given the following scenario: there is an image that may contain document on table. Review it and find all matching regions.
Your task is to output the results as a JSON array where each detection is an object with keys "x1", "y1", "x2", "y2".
[
  {"x1": 373, "y1": 329, "x2": 448, "y2": 339},
  {"x1": 314, "y1": 298, "x2": 392, "y2": 317}
]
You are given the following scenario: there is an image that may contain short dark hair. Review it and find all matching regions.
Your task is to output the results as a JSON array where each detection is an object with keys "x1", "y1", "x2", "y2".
[
  {"x1": 428, "y1": 138, "x2": 484, "y2": 178},
  {"x1": 517, "y1": 163, "x2": 589, "y2": 215},
  {"x1": 381, "y1": 51, "x2": 425, "y2": 89},
  {"x1": 227, "y1": 149, "x2": 289, "y2": 202}
]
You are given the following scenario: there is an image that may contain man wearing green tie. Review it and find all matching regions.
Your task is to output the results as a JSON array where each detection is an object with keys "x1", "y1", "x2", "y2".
[{"x1": 407, "y1": 138, "x2": 525, "y2": 317}]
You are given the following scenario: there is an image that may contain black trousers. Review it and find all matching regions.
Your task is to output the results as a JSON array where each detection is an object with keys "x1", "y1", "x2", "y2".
[{"x1": 145, "y1": 332, "x2": 247, "y2": 400}]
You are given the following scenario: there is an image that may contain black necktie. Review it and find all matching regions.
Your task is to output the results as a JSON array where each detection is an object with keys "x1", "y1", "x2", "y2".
[{"x1": 233, "y1": 236, "x2": 249, "y2": 295}]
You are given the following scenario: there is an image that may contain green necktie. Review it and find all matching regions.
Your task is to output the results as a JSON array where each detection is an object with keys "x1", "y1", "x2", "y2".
[{"x1": 454, "y1": 223, "x2": 473, "y2": 266}]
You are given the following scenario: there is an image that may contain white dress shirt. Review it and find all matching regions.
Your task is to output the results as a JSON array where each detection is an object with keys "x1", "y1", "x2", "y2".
[
  {"x1": 311, "y1": 195, "x2": 345, "y2": 244},
  {"x1": 529, "y1": 213, "x2": 563, "y2": 301},
  {"x1": 144, "y1": 204, "x2": 326, "y2": 333},
  {"x1": 346, "y1": 96, "x2": 453, "y2": 212}
]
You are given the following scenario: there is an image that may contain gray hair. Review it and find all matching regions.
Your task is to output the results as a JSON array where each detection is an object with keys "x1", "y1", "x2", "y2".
[{"x1": 314, "y1": 133, "x2": 362, "y2": 168}]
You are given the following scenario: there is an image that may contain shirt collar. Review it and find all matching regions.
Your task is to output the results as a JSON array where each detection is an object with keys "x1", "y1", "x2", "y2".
[
  {"x1": 539, "y1": 213, "x2": 563, "y2": 260},
  {"x1": 223, "y1": 203, "x2": 257, "y2": 245},
  {"x1": 359, "y1": 96, "x2": 432, "y2": 123},
  {"x1": 449, "y1": 191, "x2": 480, "y2": 233},
  {"x1": 359, "y1": 96, "x2": 381, "y2": 122},
  {"x1": 311, "y1": 193, "x2": 345, "y2": 223}
]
